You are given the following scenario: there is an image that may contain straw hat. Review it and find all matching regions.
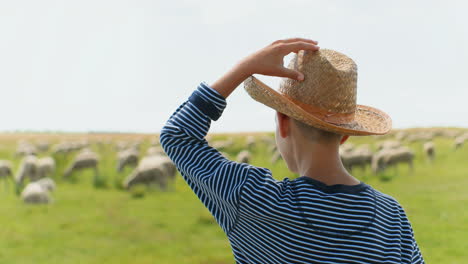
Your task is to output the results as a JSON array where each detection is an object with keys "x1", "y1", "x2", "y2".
[{"x1": 244, "y1": 49, "x2": 392, "y2": 136}]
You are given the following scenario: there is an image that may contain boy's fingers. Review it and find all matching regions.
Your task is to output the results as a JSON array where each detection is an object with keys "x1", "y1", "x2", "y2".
[
  {"x1": 280, "y1": 42, "x2": 320, "y2": 54},
  {"x1": 273, "y1": 38, "x2": 318, "y2": 45},
  {"x1": 277, "y1": 68, "x2": 304, "y2": 81}
]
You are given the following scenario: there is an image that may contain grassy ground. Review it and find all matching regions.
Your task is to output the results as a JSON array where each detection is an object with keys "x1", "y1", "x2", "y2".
[{"x1": 0, "y1": 132, "x2": 467, "y2": 263}]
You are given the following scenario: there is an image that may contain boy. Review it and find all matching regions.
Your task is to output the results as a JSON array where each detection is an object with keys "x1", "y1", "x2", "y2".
[{"x1": 160, "y1": 38, "x2": 424, "y2": 263}]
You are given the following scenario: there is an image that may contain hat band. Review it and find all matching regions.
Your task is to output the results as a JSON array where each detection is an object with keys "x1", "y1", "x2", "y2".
[{"x1": 283, "y1": 94, "x2": 355, "y2": 125}]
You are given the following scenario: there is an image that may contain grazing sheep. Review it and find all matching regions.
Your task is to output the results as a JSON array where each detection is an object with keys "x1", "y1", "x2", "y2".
[
  {"x1": 236, "y1": 150, "x2": 251, "y2": 163},
  {"x1": 423, "y1": 142, "x2": 435, "y2": 161},
  {"x1": 0, "y1": 160, "x2": 13, "y2": 190},
  {"x1": 0, "y1": 160, "x2": 12, "y2": 180},
  {"x1": 376, "y1": 140, "x2": 402, "y2": 151},
  {"x1": 117, "y1": 148, "x2": 139, "y2": 172},
  {"x1": 261, "y1": 135, "x2": 275, "y2": 145},
  {"x1": 395, "y1": 131, "x2": 407, "y2": 141},
  {"x1": 146, "y1": 146, "x2": 165, "y2": 156},
  {"x1": 15, "y1": 142, "x2": 37, "y2": 157},
  {"x1": 268, "y1": 144, "x2": 278, "y2": 154},
  {"x1": 36, "y1": 157, "x2": 56, "y2": 179},
  {"x1": 211, "y1": 139, "x2": 234, "y2": 151},
  {"x1": 339, "y1": 143, "x2": 355, "y2": 153},
  {"x1": 340, "y1": 145, "x2": 373, "y2": 172},
  {"x1": 271, "y1": 151, "x2": 282, "y2": 164},
  {"x1": 64, "y1": 149, "x2": 99, "y2": 178},
  {"x1": 454, "y1": 136, "x2": 466, "y2": 150},
  {"x1": 372, "y1": 147, "x2": 414, "y2": 174},
  {"x1": 246, "y1": 136, "x2": 256, "y2": 149},
  {"x1": 21, "y1": 182, "x2": 51, "y2": 204},
  {"x1": 406, "y1": 133, "x2": 434, "y2": 143},
  {"x1": 52, "y1": 142, "x2": 72, "y2": 155},
  {"x1": 35, "y1": 177, "x2": 56, "y2": 192},
  {"x1": 36, "y1": 141, "x2": 50, "y2": 152},
  {"x1": 123, "y1": 155, "x2": 176, "y2": 190},
  {"x1": 15, "y1": 155, "x2": 38, "y2": 185}
]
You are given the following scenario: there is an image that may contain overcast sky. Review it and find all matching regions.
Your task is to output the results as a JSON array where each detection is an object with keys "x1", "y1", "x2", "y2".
[{"x1": 1, "y1": 0, "x2": 467, "y2": 133}]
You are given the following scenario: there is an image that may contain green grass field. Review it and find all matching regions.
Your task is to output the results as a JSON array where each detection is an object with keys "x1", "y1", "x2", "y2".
[{"x1": 0, "y1": 132, "x2": 467, "y2": 263}]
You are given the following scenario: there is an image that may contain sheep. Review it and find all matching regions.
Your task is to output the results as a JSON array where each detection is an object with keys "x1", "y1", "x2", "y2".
[
  {"x1": 395, "y1": 131, "x2": 407, "y2": 141},
  {"x1": 339, "y1": 143, "x2": 355, "y2": 153},
  {"x1": 246, "y1": 136, "x2": 256, "y2": 149},
  {"x1": 64, "y1": 149, "x2": 99, "y2": 178},
  {"x1": 36, "y1": 157, "x2": 56, "y2": 180},
  {"x1": 35, "y1": 177, "x2": 56, "y2": 192},
  {"x1": 123, "y1": 155, "x2": 176, "y2": 190},
  {"x1": 371, "y1": 147, "x2": 414, "y2": 174},
  {"x1": 146, "y1": 146, "x2": 165, "y2": 156},
  {"x1": 15, "y1": 155, "x2": 38, "y2": 185},
  {"x1": 236, "y1": 150, "x2": 251, "y2": 163},
  {"x1": 15, "y1": 142, "x2": 37, "y2": 157},
  {"x1": 117, "y1": 148, "x2": 139, "y2": 172},
  {"x1": 376, "y1": 140, "x2": 402, "y2": 151},
  {"x1": 406, "y1": 133, "x2": 433, "y2": 143},
  {"x1": 454, "y1": 136, "x2": 466, "y2": 150},
  {"x1": 211, "y1": 139, "x2": 234, "y2": 151},
  {"x1": 0, "y1": 160, "x2": 12, "y2": 180},
  {"x1": 271, "y1": 151, "x2": 282, "y2": 164},
  {"x1": 340, "y1": 145, "x2": 373, "y2": 172},
  {"x1": 423, "y1": 142, "x2": 435, "y2": 161},
  {"x1": 52, "y1": 142, "x2": 72, "y2": 155},
  {"x1": 36, "y1": 141, "x2": 50, "y2": 152},
  {"x1": 21, "y1": 182, "x2": 51, "y2": 204},
  {"x1": 0, "y1": 160, "x2": 13, "y2": 190}
]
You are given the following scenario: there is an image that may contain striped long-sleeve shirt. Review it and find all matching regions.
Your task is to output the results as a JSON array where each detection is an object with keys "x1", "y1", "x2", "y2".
[{"x1": 160, "y1": 82, "x2": 425, "y2": 264}]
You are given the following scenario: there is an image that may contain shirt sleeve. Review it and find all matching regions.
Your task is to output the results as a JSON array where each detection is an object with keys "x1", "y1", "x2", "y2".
[
  {"x1": 160, "y1": 82, "x2": 251, "y2": 234},
  {"x1": 411, "y1": 233, "x2": 425, "y2": 263}
]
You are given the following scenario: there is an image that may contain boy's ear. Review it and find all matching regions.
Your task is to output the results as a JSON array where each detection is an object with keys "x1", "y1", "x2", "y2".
[
  {"x1": 340, "y1": 135, "x2": 349, "y2": 145},
  {"x1": 276, "y1": 112, "x2": 290, "y2": 138}
]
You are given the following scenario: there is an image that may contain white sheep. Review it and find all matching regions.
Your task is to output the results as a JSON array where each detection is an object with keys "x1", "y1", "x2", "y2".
[
  {"x1": 0, "y1": 160, "x2": 12, "y2": 180},
  {"x1": 454, "y1": 136, "x2": 466, "y2": 150},
  {"x1": 376, "y1": 140, "x2": 402, "y2": 151},
  {"x1": 236, "y1": 150, "x2": 251, "y2": 164},
  {"x1": 21, "y1": 182, "x2": 51, "y2": 204},
  {"x1": 423, "y1": 142, "x2": 435, "y2": 161},
  {"x1": 35, "y1": 177, "x2": 56, "y2": 192},
  {"x1": 211, "y1": 139, "x2": 234, "y2": 151},
  {"x1": 15, "y1": 142, "x2": 37, "y2": 157},
  {"x1": 271, "y1": 151, "x2": 282, "y2": 164},
  {"x1": 123, "y1": 155, "x2": 176, "y2": 190},
  {"x1": 146, "y1": 146, "x2": 165, "y2": 156},
  {"x1": 0, "y1": 160, "x2": 13, "y2": 190},
  {"x1": 36, "y1": 157, "x2": 56, "y2": 180},
  {"x1": 246, "y1": 136, "x2": 256, "y2": 149},
  {"x1": 117, "y1": 148, "x2": 139, "y2": 172},
  {"x1": 36, "y1": 141, "x2": 50, "y2": 152},
  {"x1": 15, "y1": 155, "x2": 38, "y2": 185},
  {"x1": 340, "y1": 145, "x2": 373, "y2": 172},
  {"x1": 371, "y1": 147, "x2": 414, "y2": 174},
  {"x1": 64, "y1": 149, "x2": 99, "y2": 178}
]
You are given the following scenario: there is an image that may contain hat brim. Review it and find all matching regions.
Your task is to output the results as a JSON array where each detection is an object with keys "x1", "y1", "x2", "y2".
[{"x1": 244, "y1": 76, "x2": 392, "y2": 136}]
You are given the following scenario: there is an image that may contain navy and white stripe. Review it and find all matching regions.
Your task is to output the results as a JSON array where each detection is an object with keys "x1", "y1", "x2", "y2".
[{"x1": 160, "y1": 82, "x2": 425, "y2": 264}]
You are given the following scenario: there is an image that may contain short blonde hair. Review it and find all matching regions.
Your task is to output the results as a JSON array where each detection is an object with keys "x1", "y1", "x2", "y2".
[{"x1": 293, "y1": 119, "x2": 342, "y2": 143}]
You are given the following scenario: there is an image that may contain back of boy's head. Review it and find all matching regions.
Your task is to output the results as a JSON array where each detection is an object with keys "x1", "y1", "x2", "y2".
[{"x1": 293, "y1": 118, "x2": 342, "y2": 144}]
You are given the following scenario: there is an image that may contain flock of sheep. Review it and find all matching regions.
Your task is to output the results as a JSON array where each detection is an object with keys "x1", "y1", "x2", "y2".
[
  {"x1": 211, "y1": 129, "x2": 468, "y2": 176},
  {"x1": 1, "y1": 128, "x2": 467, "y2": 205},
  {"x1": 0, "y1": 139, "x2": 176, "y2": 204}
]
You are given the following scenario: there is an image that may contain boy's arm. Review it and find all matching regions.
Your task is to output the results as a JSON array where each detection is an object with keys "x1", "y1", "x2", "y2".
[{"x1": 160, "y1": 38, "x2": 319, "y2": 233}]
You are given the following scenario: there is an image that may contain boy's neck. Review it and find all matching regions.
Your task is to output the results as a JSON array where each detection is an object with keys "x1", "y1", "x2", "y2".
[{"x1": 291, "y1": 140, "x2": 360, "y2": 186}]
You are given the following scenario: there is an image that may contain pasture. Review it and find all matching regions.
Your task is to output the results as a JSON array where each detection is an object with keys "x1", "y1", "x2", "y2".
[{"x1": 0, "y1": 130, "x2": 467, "y2": 264}]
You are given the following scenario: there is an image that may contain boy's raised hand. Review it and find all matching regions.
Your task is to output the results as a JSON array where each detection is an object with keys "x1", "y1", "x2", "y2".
[
  {"x1": 211, "y1": 38, "x2": 320, "y2": 98},
  {"x1": 240, "y1": 38, "x2": 320, "y2": 81}
]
